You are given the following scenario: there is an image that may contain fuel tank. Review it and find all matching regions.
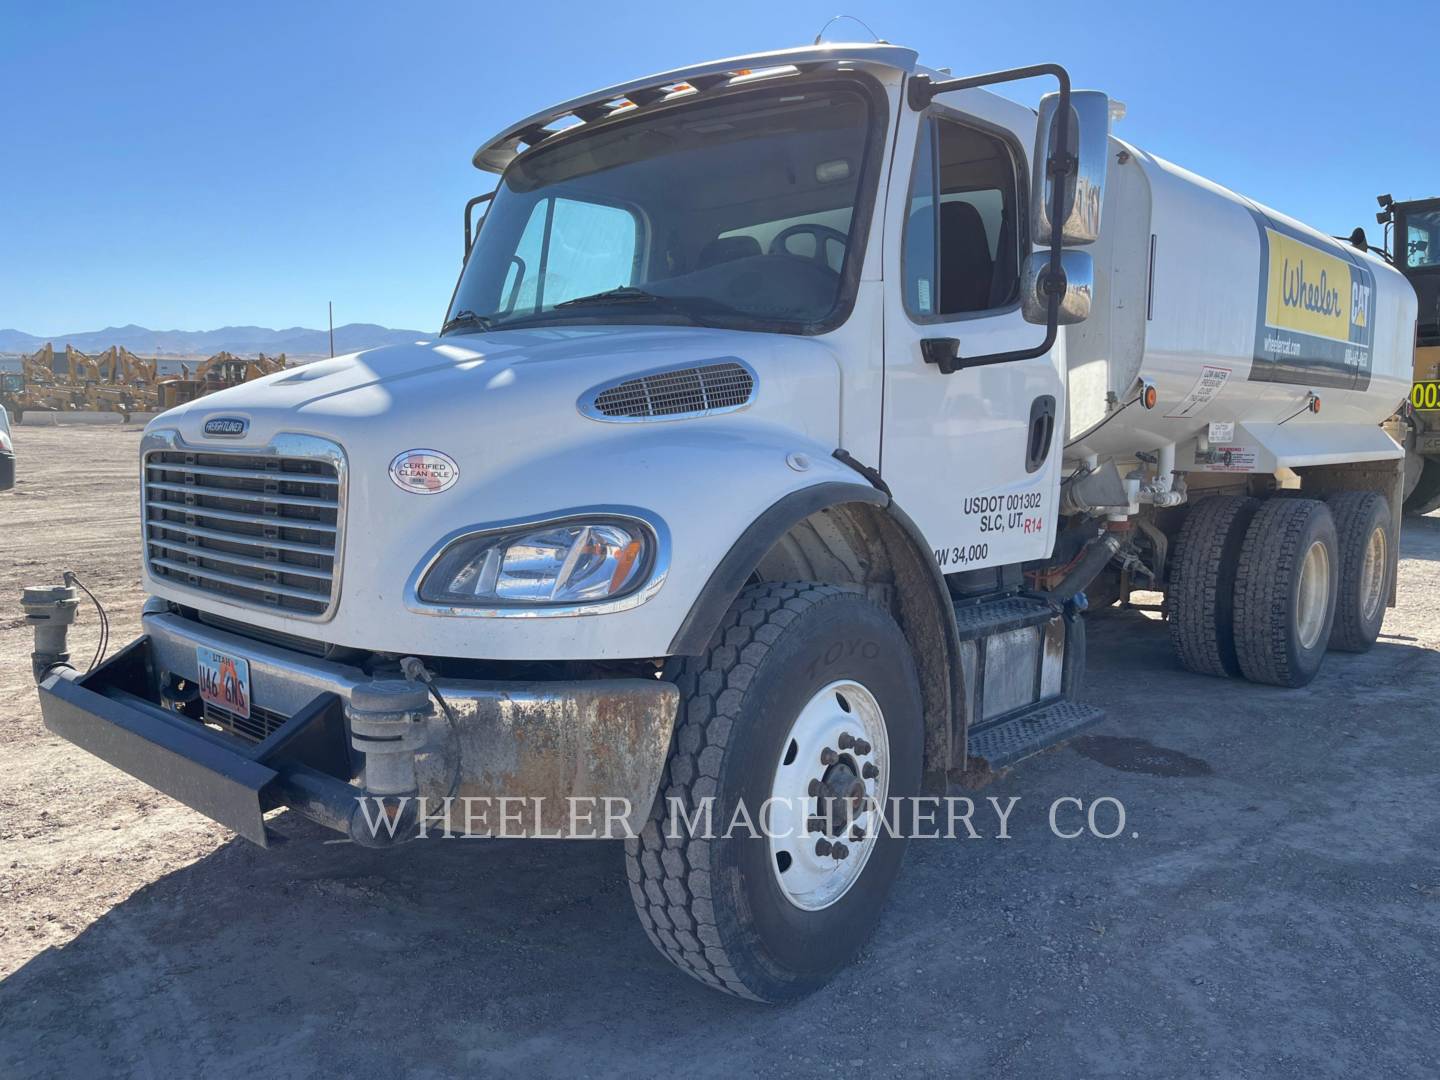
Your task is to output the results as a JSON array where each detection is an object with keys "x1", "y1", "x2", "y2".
[{"x1": 1064, "y1": 139, "x2": 1416, "y2": 467}]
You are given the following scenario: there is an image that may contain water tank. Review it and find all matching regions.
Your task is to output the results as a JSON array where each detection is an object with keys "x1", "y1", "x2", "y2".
[{"x1": 1065, "y1": 139, "x2": 1416, "y2": 468}]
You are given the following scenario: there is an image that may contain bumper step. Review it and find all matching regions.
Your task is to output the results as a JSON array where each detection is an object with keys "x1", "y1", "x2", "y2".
[{"x1": 965, "y1": 699, "x2": 1105, "y2": 772}]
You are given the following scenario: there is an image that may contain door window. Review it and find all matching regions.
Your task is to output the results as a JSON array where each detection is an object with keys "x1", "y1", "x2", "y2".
[{"x1": 902, "y1": 116, "x2": 1022, "y2": 319}]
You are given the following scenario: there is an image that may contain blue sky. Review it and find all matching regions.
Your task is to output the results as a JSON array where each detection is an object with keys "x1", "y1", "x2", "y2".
[{"x1": 1, "y1": 0, "x2": 1433, "y2": 334}]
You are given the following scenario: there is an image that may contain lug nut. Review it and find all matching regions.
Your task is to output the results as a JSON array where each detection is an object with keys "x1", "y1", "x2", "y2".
[
  {"x1": 815, "y1": 838, "x2": 833, "y2": 856},
  {"x1": 837, "y1": 732, "x2": 855, "y2": 750},
  {"x1": 851, "y1": 826, "x2": 865, "y2": 842},
  {"x1": 831, "y1": 842, "x2": 849, "y2": 860},
  {"x1": 862, "y1": 762, "x2": 879, "y2": 780},
  {"x1": 808, "y1": 816, "x2": 829, "y2": 833},
  {"x1": 820, "y1": 747, "x2": 838, "y2": 766},
  {"x1": 853, "y1": 739, "x2": 872, "y2": 756},
  {"x1": 808, "y1": 779, "x2": 822, "y2": 798}
]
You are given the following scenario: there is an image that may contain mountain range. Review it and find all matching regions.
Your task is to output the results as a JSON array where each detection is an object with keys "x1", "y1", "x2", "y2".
[{"x1": 0, "y1": 323, "x2": 431, "y2": 358}]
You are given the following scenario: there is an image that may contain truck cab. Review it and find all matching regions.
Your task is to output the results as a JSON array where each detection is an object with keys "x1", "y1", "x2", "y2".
[{"x1": 24, "y1": 43, "x2": 1415, "y2": 1003}]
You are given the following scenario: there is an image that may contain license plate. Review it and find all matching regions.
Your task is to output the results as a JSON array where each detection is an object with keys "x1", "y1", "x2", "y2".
[{"x1": 196, "y1": 646, "x2": 252, "y2": 720}]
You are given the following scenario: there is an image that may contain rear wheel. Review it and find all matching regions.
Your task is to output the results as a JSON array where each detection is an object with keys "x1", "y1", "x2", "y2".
[
  {"x1": 1164, "y1": 495, "x2": 1259, "y2": 677},
  {"x1": 624, "y1": 582, "x2": 923, "y2": 1002},
  {"x1": 1326, "y1": 491, "x2": 1391, "y2": 653},
  {"x1": 1232, "y1": 499, "x2": 1338, "y2": 687}
]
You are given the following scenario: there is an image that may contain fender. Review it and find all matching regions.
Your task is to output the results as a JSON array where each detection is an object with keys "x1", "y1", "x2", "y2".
[
  {"x1": 668, "y1": 481, "x2": 886, "y2": 654},
  {"x1": 667, "y1": 478, "x2": 965, "y2": 778}
]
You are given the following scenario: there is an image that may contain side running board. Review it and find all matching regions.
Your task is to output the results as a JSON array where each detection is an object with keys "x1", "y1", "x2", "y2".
[
  {"x1": 951, "y1": 592, "x2": 1105, "y2": 775},
  {"x1": 965, "y1": 699, "x2": 1105, "y2": 771}
]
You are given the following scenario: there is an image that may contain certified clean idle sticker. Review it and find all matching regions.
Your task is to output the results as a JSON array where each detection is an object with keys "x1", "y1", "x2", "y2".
[{"x1": 388, "y1": 449, "x2": 459, "y2": 494}]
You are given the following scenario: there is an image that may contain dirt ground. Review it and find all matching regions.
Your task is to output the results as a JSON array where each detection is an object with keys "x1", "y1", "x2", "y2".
[{"x1": 2, "y1": 423, "x2": 1439, "y2": 1078}]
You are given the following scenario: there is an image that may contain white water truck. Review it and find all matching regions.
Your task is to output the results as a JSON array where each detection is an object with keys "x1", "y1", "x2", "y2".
[{"x1": 22, "y1": 44, "x2": 1415, "y2": 1001}]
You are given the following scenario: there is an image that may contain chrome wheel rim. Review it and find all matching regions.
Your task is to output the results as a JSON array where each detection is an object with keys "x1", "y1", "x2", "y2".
[
  {"x1": 1295, "y1": 539, "x2": 1331, "y2": 651},
  {"x1": 766, "y1": 680, "x2": 889, "y2": 912},
  {"x1": 1360, "y1": 525, "x2": 1387, "y2": 624}
]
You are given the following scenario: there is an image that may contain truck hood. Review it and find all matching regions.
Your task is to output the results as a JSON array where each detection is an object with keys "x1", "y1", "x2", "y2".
[
  {"x1": 152, "y1": 325, "x2": 841, "y2": 452},
  {"x1": 140, "y1": 324, "x2": 859, "y2": 660}
]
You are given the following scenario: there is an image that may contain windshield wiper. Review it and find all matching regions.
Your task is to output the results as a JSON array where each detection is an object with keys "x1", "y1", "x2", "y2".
[
  {"x1": 441, "y1": 309, "x2": 494, "y2": 335},
  {"x1": 554, "y1": 286, "x2": 671, "y2": 309},
  {"x1": 552, "y1": 287, "x2": 745, "y2": 324}
]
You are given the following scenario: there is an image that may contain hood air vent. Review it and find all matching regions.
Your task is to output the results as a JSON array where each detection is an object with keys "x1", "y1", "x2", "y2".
[{"x1": 580, "y1": 360, "x2": 756, "y2": 422}]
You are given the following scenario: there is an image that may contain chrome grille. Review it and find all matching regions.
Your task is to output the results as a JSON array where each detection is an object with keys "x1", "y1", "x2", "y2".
[
  {"x1": 581, "y1": 361, "x2": 755, "y2": 421},
  {"x1": 143, "y1": 439, "x2": 344, "y2": 619}
]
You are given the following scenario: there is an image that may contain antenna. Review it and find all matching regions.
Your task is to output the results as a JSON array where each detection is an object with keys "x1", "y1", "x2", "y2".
[
  {"x1": 328, "y1": 301, "x2": 334, "y2": 358},
  {"x1": 813, "y1": 14, "x2": 885, "y2": 45}
]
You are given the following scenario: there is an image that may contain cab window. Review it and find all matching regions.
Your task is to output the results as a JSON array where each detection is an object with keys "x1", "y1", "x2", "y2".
[
  {"x1": 502, "y1": 196, "x2": 642, "y2": 315},
  {"x1": 903, "y1": 115, "x2": 1022, "y2": 319},
  {"x1": 1403, "y1": 208, "x2": 1440, "y2": 271}
]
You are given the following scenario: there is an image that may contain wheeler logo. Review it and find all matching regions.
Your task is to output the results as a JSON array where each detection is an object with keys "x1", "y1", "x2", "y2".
[
  {"x1": 203, "y1": 416, "x2": 249, "y2": 438},
  {"x1": 1251, "y1": 218, "x2": 1376, "y2": 391},
  {"x1": 388, "y1": 448, "x2": 460, "y2": 494},
  {"x1": 1265, "y1": 230, "x2": 1360, "y2": 343}
]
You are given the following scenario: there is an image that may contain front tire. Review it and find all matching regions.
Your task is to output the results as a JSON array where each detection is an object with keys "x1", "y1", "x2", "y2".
[{"x1": 624, "y1": 582, "x2": 923, "y2": 1002}]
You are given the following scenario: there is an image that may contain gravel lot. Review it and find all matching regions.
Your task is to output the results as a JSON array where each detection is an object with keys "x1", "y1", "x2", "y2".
[{"x1": 2, "y1": 422, "x2": 1438, "y2": 1078}]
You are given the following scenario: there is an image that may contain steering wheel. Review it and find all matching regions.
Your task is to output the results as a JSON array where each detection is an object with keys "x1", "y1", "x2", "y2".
[{"x1": 769, "y1": 223, "x2": 848, "y2": 268}]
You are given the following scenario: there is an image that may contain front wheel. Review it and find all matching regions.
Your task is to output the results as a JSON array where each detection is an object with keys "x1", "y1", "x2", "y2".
[{"x1": 624, "y1": 582, "x2": 923, "y2": 1002}]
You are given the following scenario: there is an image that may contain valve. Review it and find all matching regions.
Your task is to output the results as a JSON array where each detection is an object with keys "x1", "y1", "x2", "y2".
[
  {"x1": 346, "y1": 679, "x2": 433, "y2": 799},
  {"x1": 22, "y1": 583, "x2": 81, "y2": 683}
]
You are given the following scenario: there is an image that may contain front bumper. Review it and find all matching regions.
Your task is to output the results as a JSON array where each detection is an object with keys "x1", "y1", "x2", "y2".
[{"x1": 37, "y1": 611, "x2": 679, "y2": 845}]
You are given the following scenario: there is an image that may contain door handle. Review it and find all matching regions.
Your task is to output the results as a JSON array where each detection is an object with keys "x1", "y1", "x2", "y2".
[{"x1": 1026, "y1": 395, "x2": 1056, "y2": 473}]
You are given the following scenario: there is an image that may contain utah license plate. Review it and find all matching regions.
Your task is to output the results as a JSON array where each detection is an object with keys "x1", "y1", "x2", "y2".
[{"x1": 196, "y1": 646, "x2": 252, "y2": 719}]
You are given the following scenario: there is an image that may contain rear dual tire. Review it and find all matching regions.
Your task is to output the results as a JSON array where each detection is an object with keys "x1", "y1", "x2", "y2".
[
  {"x1": 1325, "y1": 491, "x2": 1391, "y2": 653},
  {"x1": 1232, "y1": 499, "x2": 1338, "y2": 687},
  {"x1": 1168, "y1": 494, "x2": 1384, "y2": 687},
  {"x1": 1166, "y1": 495, "x2": 1259, "y2": 678}
]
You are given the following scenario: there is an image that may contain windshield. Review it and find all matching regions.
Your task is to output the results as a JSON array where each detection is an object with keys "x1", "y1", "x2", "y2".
[{"x1": 446, "y1": 81, "x2": 878, "y2": 335}]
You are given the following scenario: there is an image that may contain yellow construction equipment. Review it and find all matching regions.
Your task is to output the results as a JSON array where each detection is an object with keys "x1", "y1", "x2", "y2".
[
  {"x1": 7, "y1": 343, "x2": 287, "y2": 420},
  {"x1": 1380, "y1": 195, "x2": 1440, "y2": 513}
]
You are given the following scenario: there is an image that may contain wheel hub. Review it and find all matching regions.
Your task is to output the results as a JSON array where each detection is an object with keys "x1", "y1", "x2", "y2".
[
  {"x1": 1360, "y1": 525, "x2": 1387, "y2": 623},
  {"x1": 1295, "y1": 539, "x2": 1332, "y2": 651},
  {"x1": 814, "y1": 759, "x2": 867, "y2": 837},
  {"x1": 767, "y1": 680, "x2": 889, "y2": 911}
]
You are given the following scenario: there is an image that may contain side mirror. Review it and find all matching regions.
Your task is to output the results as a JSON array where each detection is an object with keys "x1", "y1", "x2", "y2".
[
  {"x1": 1031, "y1": 89, "x2": 1111, "y2": 246},
  {"x1": 464, "y1": 191, "x2": 496, "y2": 259},
  {"x1": 1021, "y1": 250, "x2": 1093, "y2": 326}
]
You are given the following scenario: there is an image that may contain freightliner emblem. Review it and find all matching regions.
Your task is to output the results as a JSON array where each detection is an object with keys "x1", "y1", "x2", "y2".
[{"x1": 203, "y1": 416, "x2": 249, "y2": 438}]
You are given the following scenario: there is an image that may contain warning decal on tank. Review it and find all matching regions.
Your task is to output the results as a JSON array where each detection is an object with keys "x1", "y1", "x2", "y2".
[
  {"x1": 1164, "y1": 364, "x2": 1232, "y2": 418},
  {"x1": 1250, "y1": 216, "x2": 1375, "y2": 391}
]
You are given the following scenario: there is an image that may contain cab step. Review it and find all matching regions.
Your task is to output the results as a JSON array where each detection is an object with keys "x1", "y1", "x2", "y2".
[
  {"x1": 951, "y1": 593, "x2": 1059, "y2": 641},
  {"x1": 965, "y1": 699, "x2": 1106, "y2": 772}
]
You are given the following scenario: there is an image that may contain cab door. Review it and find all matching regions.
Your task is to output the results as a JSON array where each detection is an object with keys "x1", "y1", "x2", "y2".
[{"x1": 880, "y1": 91, "x2": 1064, "y2": 574}]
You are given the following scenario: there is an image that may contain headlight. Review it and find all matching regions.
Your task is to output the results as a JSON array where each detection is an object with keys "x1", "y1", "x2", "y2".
[{"x1": 419, "y1": 518, "x2": 655, "y2": 606}]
